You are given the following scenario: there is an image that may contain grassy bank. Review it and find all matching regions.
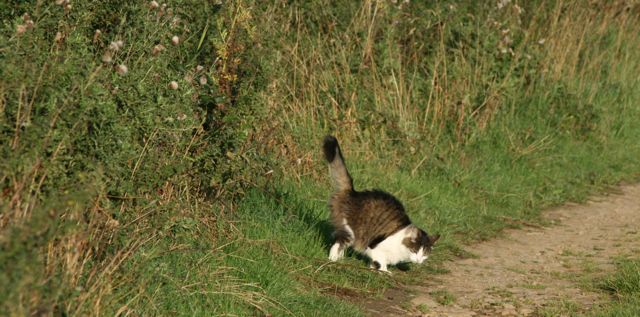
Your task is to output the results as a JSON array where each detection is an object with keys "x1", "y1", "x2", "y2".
[{"x1": 2, "y1": 0, "x2": 640, "y2": 316}]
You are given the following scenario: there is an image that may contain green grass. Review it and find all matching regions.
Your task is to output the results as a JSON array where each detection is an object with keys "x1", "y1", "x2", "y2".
[
  {"x1": 2, "y1": 0, "x2": 640, "y2": 316},
  {"x1": 430, "y1": 290, "x2": 456, "y2": 306},
  {"x1": 538, "y1": 299, "x2": 582, "y2": 317},
  {"x1": 537, "y1": 257, "x2": 640, "y2": 317},
  {"x1": 591, "y1": 258, "x2": 640, "y2": 316},
  {"x1": 116, "y1": 191, "x2": 370, "y2": 316}
]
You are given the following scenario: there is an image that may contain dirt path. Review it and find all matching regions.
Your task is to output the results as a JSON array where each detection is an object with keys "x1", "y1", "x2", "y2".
[{"x1": 367, "y1": 184, "x2": 640, "y2": 316}]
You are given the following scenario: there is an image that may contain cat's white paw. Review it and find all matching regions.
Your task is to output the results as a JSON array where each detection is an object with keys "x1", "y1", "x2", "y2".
[
  {"x1": 328, "y1": 243, "x2": 344, "y2": 262},
  {"x1": 372, "y1": 265, "x2": 392, "y2": 275},
  {"x1": 370, "y1": 260, "x2": 391, "y2": 274},
  {"x1": 378, "y1": 268, "x2": 392, "y2": 275}
]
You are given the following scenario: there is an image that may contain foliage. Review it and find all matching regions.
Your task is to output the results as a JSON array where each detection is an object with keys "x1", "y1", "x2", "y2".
[{"x1": 1, "y1": 0, "x2": 640, "y2": 315}]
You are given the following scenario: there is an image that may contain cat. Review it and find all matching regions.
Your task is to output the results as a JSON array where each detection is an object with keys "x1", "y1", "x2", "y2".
[{"x1": 322, "y1": 135, "x2": 439, "y2": 273}]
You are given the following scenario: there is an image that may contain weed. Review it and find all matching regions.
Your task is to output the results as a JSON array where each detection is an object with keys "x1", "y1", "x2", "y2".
[
  {"x1": 430, "y1": 290, "x2": 456, "y2": 306},
  {"x1": 416, "y1": 303, "x2": 430, "y2": 313},
  {"x1": 538, "y1": 299, "x2": 581, "y2": 317}
]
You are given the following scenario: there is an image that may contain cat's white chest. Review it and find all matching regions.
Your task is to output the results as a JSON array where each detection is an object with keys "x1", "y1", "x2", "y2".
[{"x1": 364, "y1": 227, "x2": 413, "y2": 266}]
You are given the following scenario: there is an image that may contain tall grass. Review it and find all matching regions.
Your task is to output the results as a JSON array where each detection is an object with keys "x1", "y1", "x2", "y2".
[
  {"x1": 257, "y1": 0, "x2": 640, "y2": 164},
  {"x1": 253, "y1": 0, "x2": 640, "y2": 246},
  {"x1": 1, "y1": 0, "x2": 640, "y2": 316}
]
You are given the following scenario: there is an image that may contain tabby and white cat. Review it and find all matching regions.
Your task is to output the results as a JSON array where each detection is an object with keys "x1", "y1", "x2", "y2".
[{"x1": 323, "y1": 136, "x2": 439, "y2": 273}]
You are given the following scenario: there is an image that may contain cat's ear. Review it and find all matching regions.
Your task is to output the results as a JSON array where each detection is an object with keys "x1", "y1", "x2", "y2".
[{"x1": 429, "y1": 234, "x2": 440, "y2": 245}]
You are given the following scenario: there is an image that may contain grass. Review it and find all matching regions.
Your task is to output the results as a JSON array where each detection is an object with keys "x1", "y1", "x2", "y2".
[
  {"x1": 540, "y1": 257, "x2": 640, "y2": 317},
  {"x1": 416, "y1": 303, "x2": 430, "y2": 313},
  {"x1": 538, "y1": 299, "x2": 582, "y2": 317},
  {"x1": 591, "y1": 258, "x2": 640, "y2": 316},
  {"x1": 430, "y1": 290, "x2": 456, "y2": 306},
  {"x1": 1, "y1": 0, "x2": 640, "y2": 316}
]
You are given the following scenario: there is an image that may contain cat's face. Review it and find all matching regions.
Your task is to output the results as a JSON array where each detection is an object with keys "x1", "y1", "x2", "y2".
[
  {"x1": 405, "y1": 229, "x2": 439, "y2": 264},
  {"x1": 365, "y1": 226, "x2": 440, "y2": 268},
  {"x1": 409, "y1": 246, "x2": 428, "y2": 264}
]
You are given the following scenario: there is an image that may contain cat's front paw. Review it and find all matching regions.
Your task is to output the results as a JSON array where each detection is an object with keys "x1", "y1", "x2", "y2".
[
  {"x1": 328, "y1": 243, "x2": 344, "y2": 262},
  {"x1": 371, "y1": 260, "x2": 391, "y2": 274},
  {"x1": 378, "y1": 269, "x2": 392, "y2": 275}
]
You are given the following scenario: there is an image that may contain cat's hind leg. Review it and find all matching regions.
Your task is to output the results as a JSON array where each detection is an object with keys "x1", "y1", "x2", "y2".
[{"x1": 328, "y1": 225, "x2": 353, "y2": 262}]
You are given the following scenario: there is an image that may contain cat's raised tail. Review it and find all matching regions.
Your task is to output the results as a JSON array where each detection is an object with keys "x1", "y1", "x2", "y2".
[{"x1": 323, "y1": 135, "x2": 353, "y2": 192}]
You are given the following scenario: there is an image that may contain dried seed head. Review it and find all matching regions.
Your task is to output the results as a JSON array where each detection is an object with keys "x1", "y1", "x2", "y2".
[
  {"x1": 169, "y1": 81, "x2": 179, "y2": 90},
  {"x1": 497, "y1": 0, "x2": 510, "y2": 9},
  {"x1": 514, "y1": 4, "x2": 523, "y2": 14},
  {"x1": 102, "y1": 51, "x2": 113, "y2": 63},
  {"x1": 152, "y1": 44, "x2": 165, "y2": 56},
  {"x1": 177, "y1": 113, "x2": 187, "y2": 121},
  {"x1": 109, "y1": 41, "x2": 120, "y2": 51},
  {"x1": 93, "y1": 29, "x2": 102, "y2": 42},
  {"x1": 150, "y1": 0, "x2": 159, "y2": 9},
  {"x1": 157, "y1": 4, "x2": 167, "y2": 17},
  {"x1": 171, "y1": 35, "x2": 180, "y2": 46},
  {"x1": 115, "y1": 40, "x2": 124, "y2": 49},
  {"x1": 171, "y1": 17, "x2": 180, "y2": 28},
  {"x1": 196, "y1": 65, "x2": 204, "y2": 72},
  {"x1": 116, "y1": 64, "x2": 128, "y2": 75},
  {"x1": 106, "y1": 218, "x2": 120, "y2": 228},
  {"x1": 199, "y1": 76, "x2": 207, "y2": 85},
  {"x1": 16, "y1": 24, "x2": 27, "y2": 35}
]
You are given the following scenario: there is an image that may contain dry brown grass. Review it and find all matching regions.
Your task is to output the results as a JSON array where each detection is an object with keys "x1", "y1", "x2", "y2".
[{"x1": 254, "y1": 0, "x2": 640, "y2": 176}]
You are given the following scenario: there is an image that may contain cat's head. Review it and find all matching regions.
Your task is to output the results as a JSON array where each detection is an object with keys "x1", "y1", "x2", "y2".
[{"x1": 403, "y1": 227, "x2": 440, "y2": 264}]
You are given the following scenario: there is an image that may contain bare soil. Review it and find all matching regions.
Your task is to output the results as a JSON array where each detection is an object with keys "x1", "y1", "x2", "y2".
[{"x1": 364, "y1": 184, "x2": 640, "y2": 316}]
